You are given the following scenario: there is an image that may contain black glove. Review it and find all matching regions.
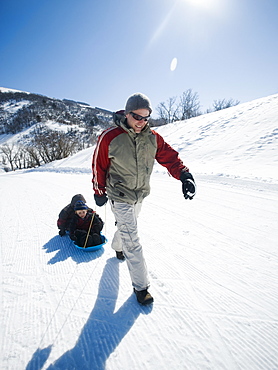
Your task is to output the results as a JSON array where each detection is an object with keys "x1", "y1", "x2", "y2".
[
  {"x1": 59, "y1": 229, "x2": 66, "y2": 237},
  {"x1": 180, "y1": 171, "x2": 196, "y2": 200},
  {"x1": 94, "y1": 194, "x2": 108, "y2": 207}
]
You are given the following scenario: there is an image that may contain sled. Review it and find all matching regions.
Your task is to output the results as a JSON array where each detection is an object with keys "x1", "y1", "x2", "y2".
[{"x1": 74, "y1": 234, "x2": 107, "y2": 252}]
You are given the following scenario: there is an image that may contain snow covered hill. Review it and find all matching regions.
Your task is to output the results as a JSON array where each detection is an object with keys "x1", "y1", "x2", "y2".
[
  {"x1": 156, "y1": 93, "x2": 278, "y2": 182},
  {"x1": 0, "y1": 94, "x2": 278, "y2": 370},
  {"x1": 39, "y1": 93, "x2": 278, "y2": 182}
]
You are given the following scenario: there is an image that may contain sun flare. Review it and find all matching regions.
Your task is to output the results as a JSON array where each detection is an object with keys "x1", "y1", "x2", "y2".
[{"x1": 170, "y1": 58, "x2": 178, "y2": 72}]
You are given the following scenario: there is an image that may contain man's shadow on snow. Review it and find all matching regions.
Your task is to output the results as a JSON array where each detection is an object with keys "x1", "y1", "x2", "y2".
[
  {"x1": 26, "y1": 257, "x2": 152, "y2": 370},
  {"x1": 42, "y1": 235, "x2": 104, "y2": 264}
]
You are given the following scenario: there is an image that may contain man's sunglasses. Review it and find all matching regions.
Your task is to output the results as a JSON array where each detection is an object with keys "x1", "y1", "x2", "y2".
[{"x1": 130, "y1": 112, "x2": 150, "y2": 122}]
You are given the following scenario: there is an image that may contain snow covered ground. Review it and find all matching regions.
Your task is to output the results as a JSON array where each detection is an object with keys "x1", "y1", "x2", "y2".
[{"x1": 1, "y1": 94, "x2": 278, "y2": 369}]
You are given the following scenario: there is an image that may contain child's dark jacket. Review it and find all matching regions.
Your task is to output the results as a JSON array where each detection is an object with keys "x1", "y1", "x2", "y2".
[{"x1": 69, "y1": 211, "x2": 104, "y2": 241}]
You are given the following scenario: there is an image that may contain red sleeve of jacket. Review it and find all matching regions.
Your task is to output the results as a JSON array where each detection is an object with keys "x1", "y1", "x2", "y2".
[
  {"x1": 92, "y1": 127, "x2": 123, "y2": 196},
  {"x1": 153, "y1": 130, "x2": 189, "y2": 180}
]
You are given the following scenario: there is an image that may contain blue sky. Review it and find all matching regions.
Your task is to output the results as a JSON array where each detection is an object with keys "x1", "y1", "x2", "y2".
[{"x1": 1, "y1": 0, "x2": 277, "y2": 116}]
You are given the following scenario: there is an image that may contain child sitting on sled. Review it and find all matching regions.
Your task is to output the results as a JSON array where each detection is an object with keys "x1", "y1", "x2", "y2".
[
  {"x1": 57, "y1": 194, "x2": 93, "y2": 236},
  {"x1": 69, "y1": 200, "x2": 104, "y2": 248}
]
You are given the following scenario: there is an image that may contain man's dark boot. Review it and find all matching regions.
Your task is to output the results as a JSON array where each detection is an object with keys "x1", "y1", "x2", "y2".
[
  {"x1": 134, "y1": 288, "x2": 154, "y2": 305},
  {"x1": 116, "y1": 251, "x2": 125, "y2": 260}
]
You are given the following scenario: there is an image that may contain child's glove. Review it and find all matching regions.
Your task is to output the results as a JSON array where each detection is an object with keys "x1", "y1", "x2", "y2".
[
  {"x1": 180, "y1": 171, "x2": 196, "y2": 200},
  {"x1": 94, "y1": 194, "x2": 108, "y2": 207},
  {"x1": 59, "y1": 229, "x2": 66, "y2": 236}
]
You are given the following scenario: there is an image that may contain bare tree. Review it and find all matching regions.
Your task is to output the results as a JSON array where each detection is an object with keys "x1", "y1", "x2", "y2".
[
  {"x1": 0, "y1": 143, "x2": 19, "y2": 171},
  {"x1": 156, "y1": 97, "x2": 179, "y2": 124},
  {"x1": 178, "y1": 89, "x2": 201, "y2": 120},
  {"x1": 14, "y1": 146, "x2": 26, "y2": 169},
  {"x1": 212, "y1": 98, "x2": 240, "y2": 111},
  {"x1": 24, "y1": 146, "x2": 41, "y2": 167}
]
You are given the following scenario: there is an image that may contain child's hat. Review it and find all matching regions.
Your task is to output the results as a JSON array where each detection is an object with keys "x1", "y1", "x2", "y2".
[{"x1": 74, "y1": 200, "x2": 88, "y2": 211}]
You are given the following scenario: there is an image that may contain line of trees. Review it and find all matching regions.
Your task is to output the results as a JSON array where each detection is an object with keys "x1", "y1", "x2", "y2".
[
  {"x1": 155, "y1": 89, "x2": 240, "y2": 124},
  {"x1": 0, "y1": 126, "x2": 97, "y2": 171}
]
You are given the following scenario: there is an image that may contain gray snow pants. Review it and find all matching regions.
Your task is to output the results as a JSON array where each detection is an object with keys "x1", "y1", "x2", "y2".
[{"x1": 110, "y1": 201, "x2": 150, "y2": 291}]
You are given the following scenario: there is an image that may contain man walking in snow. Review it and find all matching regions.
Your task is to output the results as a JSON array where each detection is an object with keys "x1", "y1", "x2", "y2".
[{"x1": 92, "y1": 93, "x2": 195, "y2": 305}]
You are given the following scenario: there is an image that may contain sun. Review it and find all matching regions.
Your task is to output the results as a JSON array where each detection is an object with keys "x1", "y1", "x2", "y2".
[{"x1": 185, "y1": 0, "x2": 221, "y2": 11}]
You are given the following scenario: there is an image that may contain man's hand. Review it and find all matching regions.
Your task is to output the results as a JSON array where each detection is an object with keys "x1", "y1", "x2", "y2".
[
  {"x1": 180, "y1": 171, "x2": 196, "y2": 200},
  {"x1": 94, "y1": 194, "x2": 108, "y2": 207}
]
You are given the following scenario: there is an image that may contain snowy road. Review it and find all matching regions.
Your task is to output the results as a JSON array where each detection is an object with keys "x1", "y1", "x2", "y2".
[{"x1": 1, "y1": 170, "x2": 278, "y2": 370}]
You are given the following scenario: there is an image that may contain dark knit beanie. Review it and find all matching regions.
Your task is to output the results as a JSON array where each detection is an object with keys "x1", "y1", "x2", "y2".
[
  {"x1": 74, "y1": 200, "x2": 88, "y2": 211},
  {"x1": 71, "y1": 194, "x2": 86, "y2": 207},
  {"x1": 125, "y1": 93, "x2": 152, "y2": 115}
]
